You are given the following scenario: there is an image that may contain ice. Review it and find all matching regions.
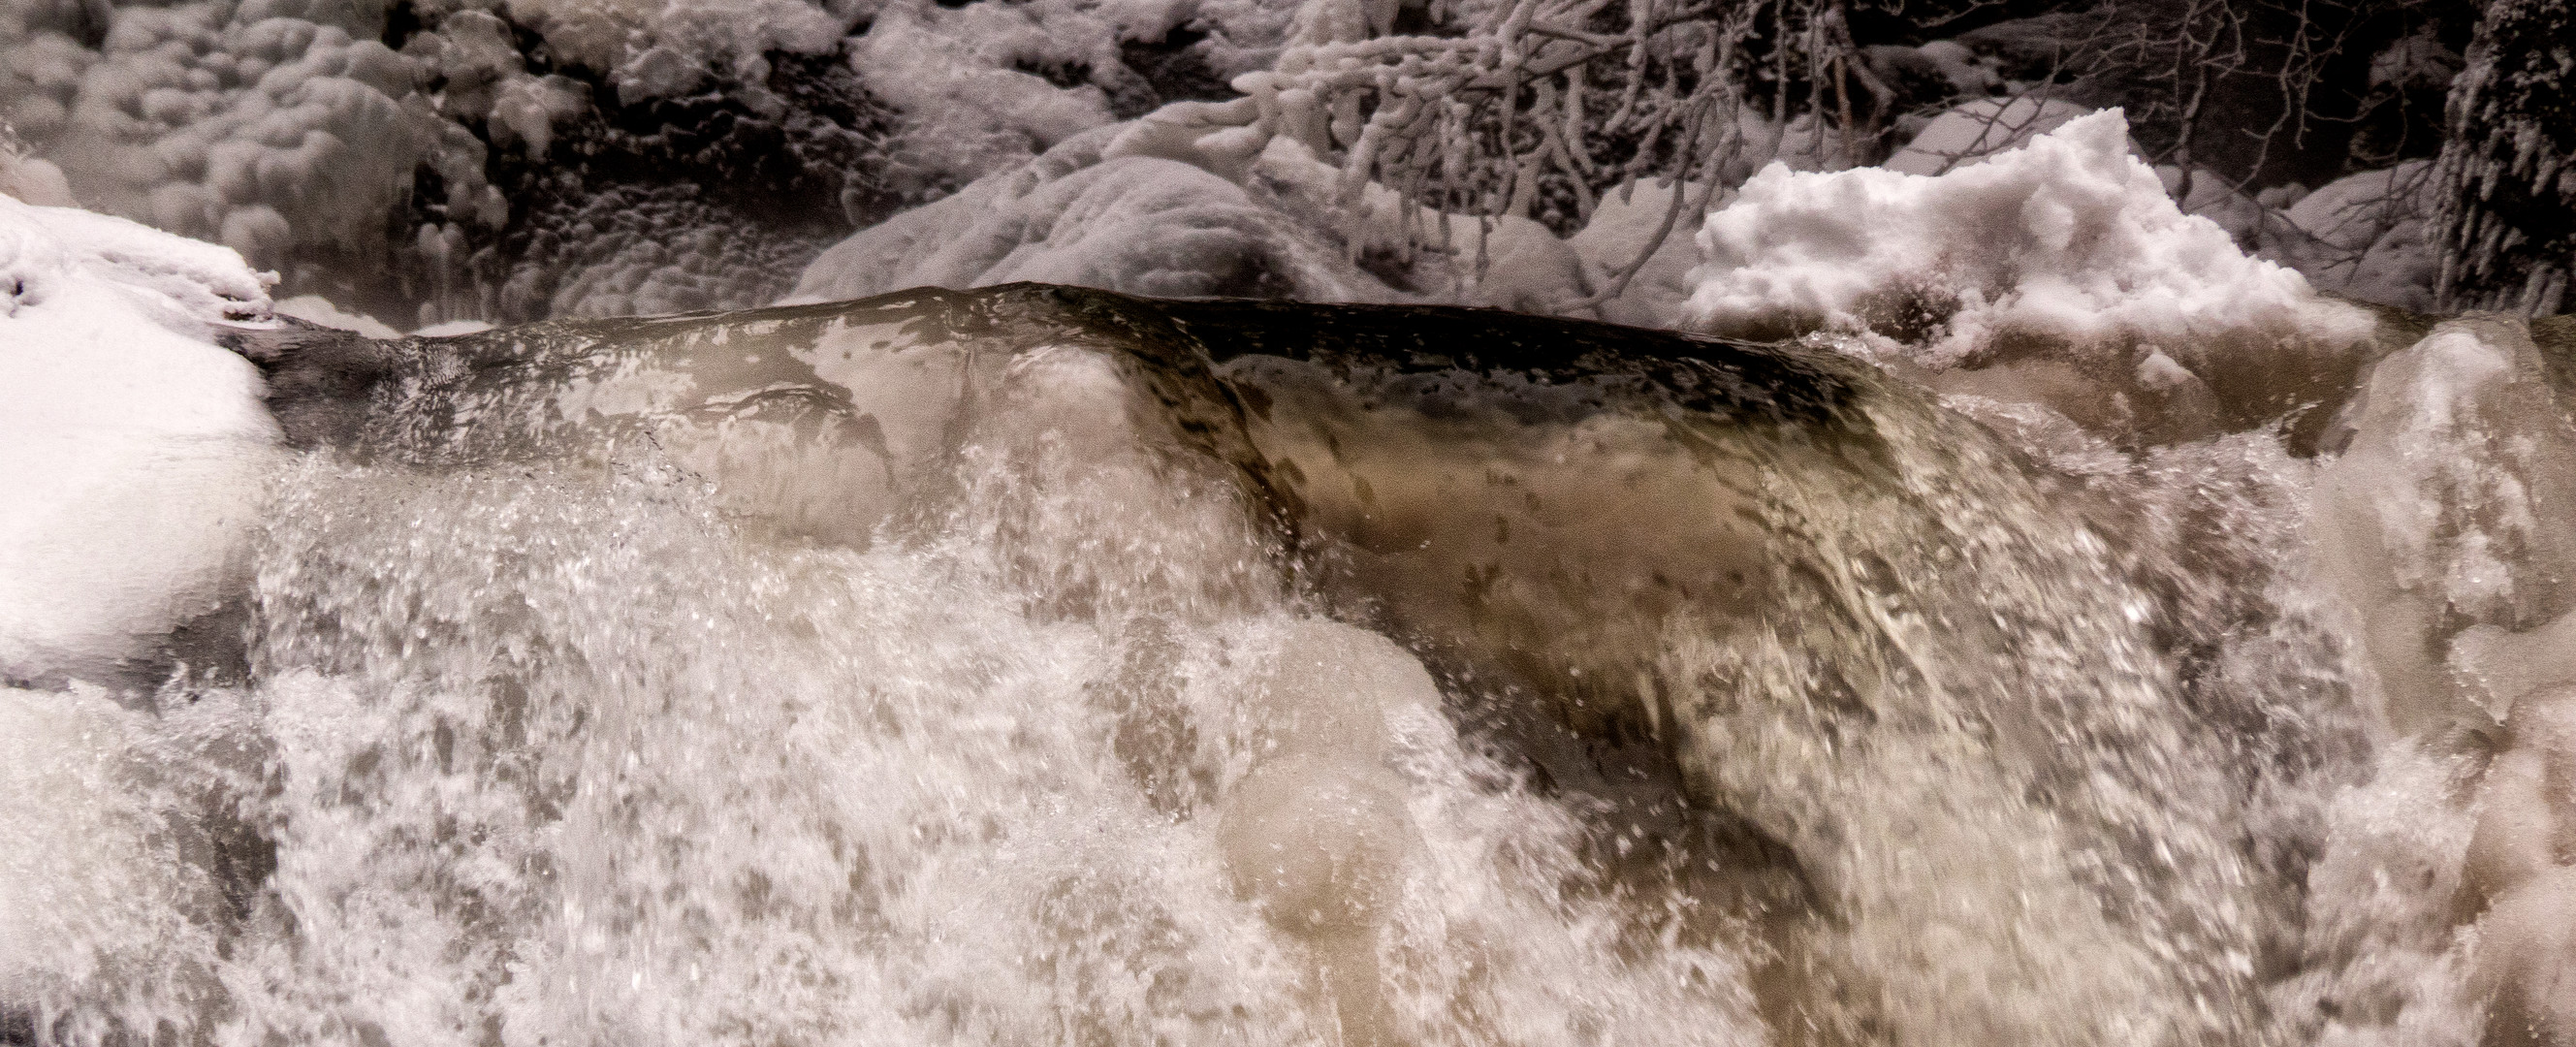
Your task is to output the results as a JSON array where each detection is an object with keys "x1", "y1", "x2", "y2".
[
  {"x1": 0, "y1": 191, "x2": 279, "y2": 684},
  {"x1": 2311, "y1": 316, "x2": 2576, "y2": 736},
  {"x1": 0, "y1": 2, "x2": 461, "y2": 275},
  {"x1": 0, "y1": 127, "x2": 74, "y2": 208}
]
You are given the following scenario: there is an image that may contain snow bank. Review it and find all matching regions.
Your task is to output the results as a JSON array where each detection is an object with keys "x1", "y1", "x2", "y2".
[{"x1": 0, "y1": 192, "x2": 280, "y2": 684}]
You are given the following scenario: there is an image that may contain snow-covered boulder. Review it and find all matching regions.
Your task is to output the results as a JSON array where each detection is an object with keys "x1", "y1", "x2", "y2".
[
  {"x1": 787, "y1": 122, "x2": 1391, "y2": 304},
  {"x1": 1685, "y1": 109, "x2": 2374, "y2": 440},
  {"x1": 1568, "y1": 180, "x2": 1710, "y2": 329},
  {"x1": 2276, "y1": 161, "x2": 2441, "y2": 312},
  {"x1": 1883, "y1": 96, "x2": 2093, "y2": 176},
  {"x1": 0, "y1": 192, "x2": 280, "y2": 684}
]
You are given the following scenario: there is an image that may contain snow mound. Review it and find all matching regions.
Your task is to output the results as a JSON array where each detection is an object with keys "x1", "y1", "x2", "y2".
[
  {"x1": 1690, "y1": 110, "x2": 2367, "y2": 366},
  {"x1": 0, "y1": 192, "x2": 280, "y2": 684}
]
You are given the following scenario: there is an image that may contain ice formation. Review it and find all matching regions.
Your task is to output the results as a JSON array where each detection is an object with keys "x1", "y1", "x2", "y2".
[
  {"x1": 846, "y1": 0, "x2": 1129, "y2": 197},
  {"x1": 2306, "y1": 315, "x2": 2576, "y2": 1045},
  {"x1": 0, "y1": 2, "x2": 466, "y2": 274},
  {"x1": 0, "y1": 189, "x2": 278, "y2": 684}
]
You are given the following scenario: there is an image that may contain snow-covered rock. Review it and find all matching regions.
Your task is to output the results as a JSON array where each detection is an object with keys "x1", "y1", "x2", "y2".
[
  {"x1": 787, "y1": 121, "x2": 1389, "y2": 303},
  {"x1": 2276, "y1": 161, "x2": 2441, "y2": 311},
  {"x1": 1883, "y1": 96, "x2": 2092, "y2": 176},
  {"x1": 273, "y1": 294, "x2": 399, "y2": 338},
  {"x1": 1567, "y1": 179, "x2": 1709, "y2": 329},
  {"x1": 1685, "y1": 110, "x2": 2373, "y2": 439},
  {"x1": 788, "y1": 99, "x2": 1608, "y2": 311},
  {"x1": 0, "y1": 192, "x2": 280, "y2": 684}
]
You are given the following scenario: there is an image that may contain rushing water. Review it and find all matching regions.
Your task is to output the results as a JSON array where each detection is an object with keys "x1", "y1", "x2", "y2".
[{"x1": 8, "y1": 285, "x2": 2573, "y2": 1046}]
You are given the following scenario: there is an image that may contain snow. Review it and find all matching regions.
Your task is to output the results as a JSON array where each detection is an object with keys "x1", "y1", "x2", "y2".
[
  {"x1": 789, "y1": 111, "x2": 1393, "y2": 304},
  {"x1": 273, "y1": 293, "x2": 399, "y2": 338},
  {"x1": 1882, "y1": 96, "x2": 2092, "y2": 176},
  {"x1": 1685, "y1": 110, "x2": 2372, "y2": 380},
  {"x1": 1567, "y1": 179, "x2": 1710, "y2": 328},
  {"x1": 845, "y1": 0, "x2": 1133, "y2": 196},
  {"x1": 2274, "y1": 161, "x2": 2441, "y2": 311},
  {"x1": 0, "y1": 190, "x2": 280, "y2": 684}
]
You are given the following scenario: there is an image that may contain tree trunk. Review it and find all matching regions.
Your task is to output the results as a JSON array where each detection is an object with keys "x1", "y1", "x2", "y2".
[{"x1": 2432, "y1": 0, "x2": 2576, "y2": 317}]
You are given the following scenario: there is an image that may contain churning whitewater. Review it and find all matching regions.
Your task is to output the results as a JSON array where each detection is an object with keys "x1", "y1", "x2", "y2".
[{"x1": 8, "y1": 105, "x2": 2576, "y2": 1047}]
